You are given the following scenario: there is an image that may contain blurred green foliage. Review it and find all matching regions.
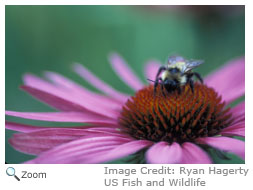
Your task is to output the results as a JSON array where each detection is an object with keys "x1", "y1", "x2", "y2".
[{"x1": 5, "y1": 5, "x2": 245, "y2": 164}]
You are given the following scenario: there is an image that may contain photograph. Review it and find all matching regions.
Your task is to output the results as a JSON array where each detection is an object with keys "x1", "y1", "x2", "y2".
[{"x1": 5, "y1": 5, "x2": 245, "y2": 164}]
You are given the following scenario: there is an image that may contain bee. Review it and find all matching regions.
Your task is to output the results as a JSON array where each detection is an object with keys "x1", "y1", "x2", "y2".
[{"x1": 148, "y1": 55, "x2": 204, "y2": 95}]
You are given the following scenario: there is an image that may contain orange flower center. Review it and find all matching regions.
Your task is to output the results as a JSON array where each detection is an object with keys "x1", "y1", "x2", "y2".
[{"x1": 119, "y1": 83, "x2": 232, "y2": 144}]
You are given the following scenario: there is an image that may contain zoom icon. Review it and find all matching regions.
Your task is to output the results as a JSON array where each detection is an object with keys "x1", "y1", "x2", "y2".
[{"x1": 6, "y1": 167, "x2": 20, "y2": 181}]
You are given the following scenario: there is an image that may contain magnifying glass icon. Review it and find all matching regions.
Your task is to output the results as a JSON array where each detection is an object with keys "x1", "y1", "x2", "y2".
[{"x1": 6, "y1": 167, "x2": 20, "y2": 181}]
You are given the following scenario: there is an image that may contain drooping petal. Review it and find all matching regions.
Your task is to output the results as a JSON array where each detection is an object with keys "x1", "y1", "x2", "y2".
[
  {"x1": 9, "y1": 128, "x2": 89, "y2": 155},
  {"x1": 21, "y1": 85, "x2": 87, "y2": 112},
  {"x1": 25, "y1": 146, "x2": 117, "y2": 164},
  {"x1": 181, "y1": 142, "x2": 212, "y2": 164},
  {"x1": 22, "y1": 74, "x2": 120, "y2": 118},
  {"x1": 144, "y1": 60, "x2": 162, "y2": 81},
  {"x1": 5, "y1": 121, "x2": 122, "y2": 133},
  {"x1": 108, "y1": 53, "x2": 144, "y2": 90},
  {"x1": 6, "y1": 121, "x2": 45, "y2": 132},
  {"x1": 230, "y1": 101, "x2": 245, "y2": 117},
  {"x1": 146, "y1": 142, "x2": 182, "y2": 164},
  {"x1": 91, "y1": 140, "x2": 153, "y2": 163},
  {"x1": 205, "y1": 57, "x2": 245, "y2": 103},
  {"x1": 5, "y1": 111, "x2": 117, "y2": 125},
  {"x1": 229, "y1": 102, "x2": 245, "y2": 124},
  {"x1": 196, "y1": 137, "x2": 245, "y2": 160},
  {"x1": 76, "y1": 126, "x2": 126, "y2": 135},
  {"x1": 23, "y1": 136, "x2": 132, "y2": 164},
  {"x1": 220, "y1": 122, "x2": 245, "y2": 137},
  {"x1": 44, "y1": 71, "x2": 123, "y2": 110},
  {"x1": 73, "y1": 63, "x2": 129, "y2": 102},
  {"x1": 23, "y1": 73, "x2": 56, "y2": 91},
  {"x1": 9, "y1": 127, "x2": 128, "y2": 155}
]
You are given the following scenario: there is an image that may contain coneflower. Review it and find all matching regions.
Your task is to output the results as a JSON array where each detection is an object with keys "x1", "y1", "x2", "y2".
[{"x1": 6, "y1": 53, "x2": 245, "y2": 164}]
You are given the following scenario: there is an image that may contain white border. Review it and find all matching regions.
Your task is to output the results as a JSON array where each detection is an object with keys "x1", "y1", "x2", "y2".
[{"x1": 1, "y1": 1, "x2": 252, "y2": 190}]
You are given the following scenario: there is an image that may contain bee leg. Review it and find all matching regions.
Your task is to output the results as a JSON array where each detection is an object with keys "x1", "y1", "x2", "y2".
[
  {"x1": 189, "y1": 78, "x2": 194, "y2": 93},
  {"x1": 154, "y1": 77, "x2": 162, "y2": 96},
  {"x1": 154, "y1": 79, "x2": 158, "y2": 95},
  {"x1": 155, "y1": 66, "x2": 166, "y2": 79},
  {"x1": 159, "y1": 79, "x2": 167, "y2": 97},
  {"x1": 192, "y1": 72, "x2": 203, "y2": 83}
]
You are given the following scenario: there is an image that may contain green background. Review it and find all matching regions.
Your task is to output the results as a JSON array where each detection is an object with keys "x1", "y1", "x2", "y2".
[{"x1": 5, "y1": 5, "x2": 245, "y2": 164}]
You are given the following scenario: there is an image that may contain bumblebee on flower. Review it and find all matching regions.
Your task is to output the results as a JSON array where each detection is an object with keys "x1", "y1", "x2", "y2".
[{"x1": 149, "y1": 55, "x2": 203, "y2": 95}]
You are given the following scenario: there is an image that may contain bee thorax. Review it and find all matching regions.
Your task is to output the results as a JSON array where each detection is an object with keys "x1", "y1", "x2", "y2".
[{"x1": 161, "y1": 70, "x2": 170, "y2": 80}]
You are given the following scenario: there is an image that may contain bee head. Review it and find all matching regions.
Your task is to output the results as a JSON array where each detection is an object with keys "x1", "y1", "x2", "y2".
[{"x1": 168, "y1": 68, "x2": 180, "y2": 74}]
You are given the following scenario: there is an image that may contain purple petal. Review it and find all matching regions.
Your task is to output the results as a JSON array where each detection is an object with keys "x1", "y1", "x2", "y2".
[
  {"x1": 196, "y1": 137, "x2": 245, "y2": 160},
  {"x1": 22, "y1": 74, "x2": 120, "y2": 118},
  {"x1": 9, "y1": 128, "x2": 89, "y2": 155},
  {"x1": 146, "y1": 142, "x2": 182, "y2": 164},
  {"x1": 205, "y1": 57, "x2": 245, "y2": 104},
  {"x1": 9, "y1": 127, "x2": 128, "y2": 155},
  {"x1": 91, "y1": 140, "x2": 153, "y2": 164},
  {"x1": 144, "y1": 60, "x2": 162, "y2": 81},
  {"x1": 23, "y1": 136, "x2": 132, "y2": 163},
  {"x1": 21, "y1": 85, "x2": 119, "y2": 119},
  {"x1": 73, "y1": 63, "x2": 129, "y2": 102},
  {"x1": 229, "y1": 102, "x2": 245, "y2": 124},
  {"x1": 220, "y1": 122, "x2": 245, "y2": 137},
  {"x1": 222, "y1": 88, "x2": 245, "y2": 104},
  {"x1": 21, "y1": 85, "x2": 87, "y2": 112},
  {"x1": 75, "y1": 126, "x2": 126, "y2": 134},
  {"x1": 5, "y1": 111, "x2": 117, "y2": 125},
  {"x1": 36, "y1": 135, "x2": 131, "y2": 156},
  {"x1": 44, "y1": 71, "x2": 123, "y2": 110},
  {"x1": 23, "y1": 73, "x2": 55, "y2": 90},
  {"x1": 230, "y1": 101, "x2": 245, "y2": 117},
  {"x1": 108, "y1": 53, "x2": 144, "y2": 90},
  {"x1": 6, "y1": 121, "x2": 45, "y2": 132},
  {"x1": 5, "y1": 121, "x2": 122, "y2": 133},
  {"x1": 181, "y1": 142, "x2": 212, "y2": 164},
  {"x1": 25, "y1": 146, "x2": 117, "y2": 164}
]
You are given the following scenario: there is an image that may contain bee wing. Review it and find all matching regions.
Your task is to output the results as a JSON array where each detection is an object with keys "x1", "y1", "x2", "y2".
[
  {"x1": 167, "y1": 56, "x2": 185, "y2": 65},
  {"x1": 183, "y1": 60, "x2": 204, "y2": 73}
]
